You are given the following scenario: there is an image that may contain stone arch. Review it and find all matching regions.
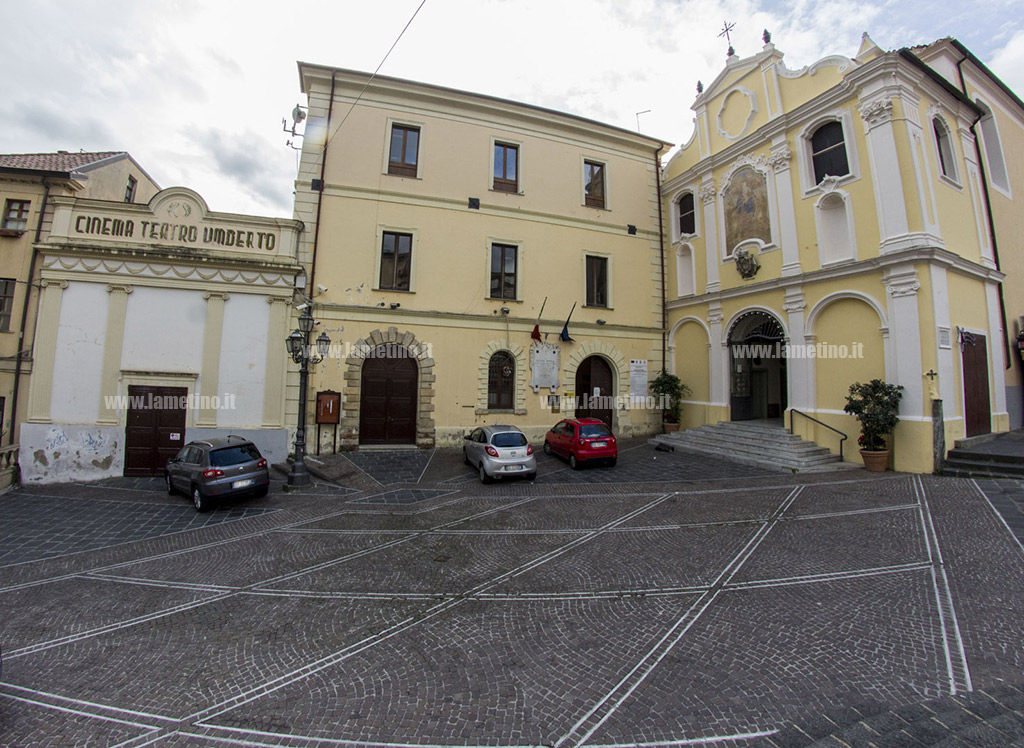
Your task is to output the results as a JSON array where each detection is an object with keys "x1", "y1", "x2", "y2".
[
  {"x1": 668, "y1": 315, "x2": 711, "y2": 375},
  {"x1": 562, "y1": 340, "x2": 638, "y2": 434},
  {"x1": 341, "y1": 326, "x2": 435, "y2": 448},
  {"x1": 805, "y1": 290, "x2": 888, "y2": 337},
  {"x1": 477, "y1": 340, "x2": 528, "y2": 415},
  {"x1": 724, "y1": 306, "x2": 789, "y2": 346}
]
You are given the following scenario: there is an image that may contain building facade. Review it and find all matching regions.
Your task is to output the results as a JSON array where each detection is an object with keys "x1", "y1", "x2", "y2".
[
  {"x1": 290, "y1": 65, "x2": 667, "y2": 450},
  {"x1": 18, "y1": 186, "x2": 303, "y2": 483},
  {"x1": 662, "y1": 34, "x2": 1021, "y2": 472}
]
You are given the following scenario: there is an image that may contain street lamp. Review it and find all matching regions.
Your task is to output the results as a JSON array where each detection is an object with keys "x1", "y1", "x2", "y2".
[{"x1": 285, "y1": 306, "x2": 331, "y2": 487}]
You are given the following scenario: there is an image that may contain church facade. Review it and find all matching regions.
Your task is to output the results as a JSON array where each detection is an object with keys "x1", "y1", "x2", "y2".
[{"x1": 662, "y1": 34, "x2": 1022, "y2": 472}]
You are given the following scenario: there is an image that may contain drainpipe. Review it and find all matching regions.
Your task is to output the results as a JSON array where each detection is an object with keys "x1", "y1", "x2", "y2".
[
  {"x1": 654, "y1": 148, "x2": 667, "y2": 372},
  {"x1": 955, "y1": 55, "x2": 1011, "y2": 373},
  {"x1": 8, "y1": 179, "x2": 48, "y2": 446},
  {"x1": 308, "y1": 70, "x2": 336, "y2": 295}
]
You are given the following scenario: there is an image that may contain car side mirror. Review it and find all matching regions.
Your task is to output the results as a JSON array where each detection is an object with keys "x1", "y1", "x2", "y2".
[{"x1": 464, "y1": 433, "x2": 472, "y2": 440}]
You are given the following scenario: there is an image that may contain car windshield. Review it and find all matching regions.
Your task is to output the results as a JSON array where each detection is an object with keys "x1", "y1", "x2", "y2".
[
  {"x1": 209, "y1": 445, "x2": 261, "y2": 467},
  {"x1": 580, "y1": 424, "x2": 612, "y2": 438},
  {"x1": 491, "y1": 432, "x2": 528, "y2": 447}
]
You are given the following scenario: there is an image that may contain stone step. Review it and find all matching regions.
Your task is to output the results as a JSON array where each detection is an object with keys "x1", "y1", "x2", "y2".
[
  {"x1": 673, "y1": 428, "x2": 830, "y2": 454},
  {"x1": 946, "y1": 448, "x2": 1024, "y2": 466},
  {"x1": 665, "y1": 431, "x2": 835, "y2": 460},
  {"x1": 943, "y1": 464, "x2": 1024, "y2": 480},
  {"x1": 650, "y1": 436, "x2": 854, "y2": 473}
]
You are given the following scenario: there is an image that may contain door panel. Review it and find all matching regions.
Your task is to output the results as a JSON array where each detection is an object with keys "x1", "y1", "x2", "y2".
[
  {"x1": 962, "y1": 334, "x2": 991, "y2": 438},
  {"x1": 575, "y1": 356, "x2": 614, "y2": 426},
  {"x1": 124, "y1": 385, "x2": 187, "y2": 477},
  {"x1": 360, "y1": 350, "x2": 418, "y2": 445}
]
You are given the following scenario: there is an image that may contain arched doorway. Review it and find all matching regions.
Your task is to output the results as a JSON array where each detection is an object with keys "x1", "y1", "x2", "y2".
[
  {"x1": 359, "y1": 346, "x2": 418, "y2": 445},
  {"x1": 575, "y1": 355, "x2": 614, "y2": 426},
  {"x1": 728, "y1": 311, "x2": 787, "y2": 422}
]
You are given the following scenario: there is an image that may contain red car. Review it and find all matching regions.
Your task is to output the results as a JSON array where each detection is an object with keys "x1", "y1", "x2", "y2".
[{"x1": 543, "y1": 418, "x2": 617, "y2": 469}]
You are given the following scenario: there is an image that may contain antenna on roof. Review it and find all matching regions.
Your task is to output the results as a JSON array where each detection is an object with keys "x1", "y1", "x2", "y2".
[{"x1": 283, "y1": 104, "x2": 308, "y2": 151}]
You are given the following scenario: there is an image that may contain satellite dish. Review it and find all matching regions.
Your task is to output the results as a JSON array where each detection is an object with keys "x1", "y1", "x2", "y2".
[{"x1": 292, "y1": 106, "x2": 307, "y2": 124}]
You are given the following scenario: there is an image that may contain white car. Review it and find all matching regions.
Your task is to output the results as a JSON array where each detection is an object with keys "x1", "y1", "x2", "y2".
[{"x1": 463, "y1": 425, "x2": 537, "y2": 483}]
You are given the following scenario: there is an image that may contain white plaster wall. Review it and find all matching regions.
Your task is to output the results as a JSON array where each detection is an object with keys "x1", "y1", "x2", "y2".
[
  {"x1": 217, "y1": 294, "x2": 269, "y2": 428},
  {"x1": 123, "y1": 287, "x2": 205, "y2": 374},
  {"x1": 51, "y1": 282, "x2": 107, "y2": 424},
  {"x1": 19, "y1": 423, "x2": 124, "y2": 483}
]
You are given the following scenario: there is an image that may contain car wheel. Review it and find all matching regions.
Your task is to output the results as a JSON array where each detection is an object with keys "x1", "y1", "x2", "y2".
[
  {"x1": 569, "y1": 454, "x2": 580, "y2": 470},
  {"x1": 254, "y1": 485, "x2": 269, "y2": 498},
  {"x1": 479, "y1": 463, "x2": 493, "y2": 484},
  {"x1": 192, "y1": 485, "x2": 210, "y2": 513},
  {"x1": 525, "y1": 472, "x2": 537, "y2": 481},
  {"x1": 165, "y1": 473, "x2": 175, "y2": 495},
  {"x1": 607, "y1": 458, "x2": 617, "y2": 468},
  {"x1": 543, "y1": 441, "x2": 552, "y2": 455}
]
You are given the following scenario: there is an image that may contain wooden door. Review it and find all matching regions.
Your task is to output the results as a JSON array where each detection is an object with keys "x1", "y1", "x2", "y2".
[
  {"x1": 962, "y1": 334, "x2": 991, "y2": 437},
  {"x1": 359, "y1": 350, "x2": 418, "y2": 445},
  {"x1": 575, "y1": 356, "x2": 614, "y2": 426},
  {"x1": 124, "y1": 385, "x2": 187, "y2": 476}
]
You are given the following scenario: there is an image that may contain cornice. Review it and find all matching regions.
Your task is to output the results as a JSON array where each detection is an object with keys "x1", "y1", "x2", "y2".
[
  {"x1": 666, "y1": 246, "x2": 1004, "y2": 311},
  {"x1": 36, "y1": 242, "x2": 303, "y2": 277},
  {"x1": 39, "y1": 254, "x2": 298, "y2": 290}
]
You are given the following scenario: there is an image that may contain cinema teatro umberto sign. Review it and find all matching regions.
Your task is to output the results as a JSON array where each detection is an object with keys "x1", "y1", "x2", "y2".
[{"x1": 52, "y1": 188, "x2": 286, "y2": 255}]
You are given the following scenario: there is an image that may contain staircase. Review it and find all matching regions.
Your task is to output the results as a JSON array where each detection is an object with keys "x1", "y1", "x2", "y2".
[
  {"x1": 943, "y1": 431, "x2": 1024, "y2": 479},
  {"x1": 650, "y1": 421, "x2": 855, "y2": 473}
]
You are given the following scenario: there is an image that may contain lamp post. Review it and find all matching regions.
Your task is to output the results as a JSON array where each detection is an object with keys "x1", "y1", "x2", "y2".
[{"x1": 285, "y1": 306, "x2": 331, "y2": 487}]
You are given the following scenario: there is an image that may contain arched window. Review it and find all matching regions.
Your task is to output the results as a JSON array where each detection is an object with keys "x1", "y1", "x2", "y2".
[
  {"x1": 933, "y1": 117, "x2": 958, "y2": 181},
  {"x1": 488, "y1": 351, "x2": 515, "y2": 410},
  {"x1": 976, "y1": 101, "x2": 1009, "y2": 193},
  {"x1": 677, "y1": 192, "x2": 695, "y2": 235},
  {"x1": 810, "y1": 121, "x2": 849, "y2": 184}
]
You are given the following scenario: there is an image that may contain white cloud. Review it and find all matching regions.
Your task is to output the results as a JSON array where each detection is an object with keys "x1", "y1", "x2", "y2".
[{"x1": 988, "y1": 29, "x2": 1024, "y2": 102}]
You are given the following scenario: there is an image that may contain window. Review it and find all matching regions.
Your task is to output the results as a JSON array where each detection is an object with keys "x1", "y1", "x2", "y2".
[
  {"x1": 125, "y1": 176, "x2": 137, "y2": 203},
  {"x1": 584, "y1": 160, "x2": 605, "y2": 208},
  {"x1": 379, "y1": 232, "x2": 412, "y2": 290},
  {"x1": 488, "y1": 351, "x2": 515, "y2": 410},
  {"x1": 933, "y1": 117, "x2": 958, "y2": 181},
  {"x1": 490, "y1": 243, "x2": 517, "y2": 300},
  {"x1": 810, "y1": 121, "x2": 849, "y2": 184},
  {"x1": 2, "y1": 200, "x2": 30, "y2": 231},
  {"x1": 677, "y1": 192, "x2": 695, "y2": 235},
  {"x1": 388, "y1": 124, "x2": 420, "y2": 177},
  {"x1": 0, "y1": 278, "x2": 12, "y2": 331},
  {"x1": 493, "y1": 143, "x2": 518, "y2": 193},
  {"x1": 586, "y1": 255, "x2": 608, "y2": 307},
  {"x1": 976, "y1": 102, "x2": 1009, "y2": 193}
]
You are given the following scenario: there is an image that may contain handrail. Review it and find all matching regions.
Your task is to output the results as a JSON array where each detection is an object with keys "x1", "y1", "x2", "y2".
[{"x1": 789, "y1": 409, "x2": 847, "y2": 460}]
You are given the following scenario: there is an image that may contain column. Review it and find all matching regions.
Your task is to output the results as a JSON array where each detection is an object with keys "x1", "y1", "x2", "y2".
[
  {"x1": 262, "y1": 296, "x2": 291, "y2": 427},
  {"x1": 197, "y1": 292, "x2": 228, "y2": 427},
  {"x1": 858, "y1": 96, "x2": 911, "y2": 252},
  {"x1": 26, "y1": 280, "x2": 68, "y2": 423},
  {"x1": 700, "y1": 182, "x2": 720, "y2": 293},
  {"x1": 783, "y1": 288, "x2": 810, "y2": 409},
  {"x1": 882, "y1": 265, "x2": 924, "y2": 418},
  {"x1": 96, "y1": 284, "x2": 133, "y2": 425}
]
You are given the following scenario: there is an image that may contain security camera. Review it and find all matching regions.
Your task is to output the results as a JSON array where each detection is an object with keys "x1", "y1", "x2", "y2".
[
  {"x1": 500, "y1": 307, "x2": 510, "y2": 314},
  {"x1": 295, "y1": 303, "x2": 309, "y2": 311},
  {"x1": 316, "y1": 284, "x2": 328, "y2": 293}
]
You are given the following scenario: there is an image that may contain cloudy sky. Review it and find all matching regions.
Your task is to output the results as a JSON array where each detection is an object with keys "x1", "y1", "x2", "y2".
[{"x1": 2, "y1": 0, "x2": 1021, "y2": 217}]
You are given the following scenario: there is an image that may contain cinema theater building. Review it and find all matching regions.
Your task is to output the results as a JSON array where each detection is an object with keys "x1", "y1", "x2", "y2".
[{"x1": 19, "y1": 187, "x2": 303, "y2": 483}]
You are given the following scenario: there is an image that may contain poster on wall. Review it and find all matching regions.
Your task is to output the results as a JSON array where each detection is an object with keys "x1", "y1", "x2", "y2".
[{"x1": 630, "y1": 359, "x2": 649, "y2": 397}]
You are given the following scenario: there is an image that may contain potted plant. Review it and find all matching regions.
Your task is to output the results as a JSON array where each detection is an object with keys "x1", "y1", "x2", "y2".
[
  {"x1": 649, "y1": 370, "x2": 692, "y2": 434},
  {"x1": 844, "y1": 379, "x2": 904, "y2": 471}
]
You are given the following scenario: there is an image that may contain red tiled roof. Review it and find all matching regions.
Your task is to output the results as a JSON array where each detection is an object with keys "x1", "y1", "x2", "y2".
[{"x1": 0, "y1": 151, "x2": 125, "y2": 173}]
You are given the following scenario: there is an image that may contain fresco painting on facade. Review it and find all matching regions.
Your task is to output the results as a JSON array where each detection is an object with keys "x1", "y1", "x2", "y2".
[{"x1": 724, "y1": 166, "x2": 771, "y2": 252}]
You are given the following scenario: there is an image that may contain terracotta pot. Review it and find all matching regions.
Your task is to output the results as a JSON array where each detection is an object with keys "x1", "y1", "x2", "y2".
[
  {"x1": 859, "y1": 449, "x2": 889, "y2": 472},
  {"x1": 663, "y1": 422, "x2": 680, "y2": 434}
]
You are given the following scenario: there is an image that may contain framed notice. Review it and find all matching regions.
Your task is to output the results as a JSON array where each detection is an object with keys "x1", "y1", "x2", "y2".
[
  {"x1": 316, "y1": 391, "x2": 341, "y2": 424},
  {"x1": 630, "y1": 359, "x2": 648, "y2": 397}
]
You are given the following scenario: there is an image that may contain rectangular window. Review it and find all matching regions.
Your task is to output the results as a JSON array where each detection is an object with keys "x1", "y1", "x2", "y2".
[
  {"x1": 584, "y1": 160, "x2": 606, "y2": 208},
  {"x1": 388, "y1": 124, "x2": 420, "y2": 177},
  {"x1": 125, "y1": 176, "x2": 137, "y2": 203},
  {"x1": 585, "y1": 256, "x2": 608, "y2": 307},
  {"x1": 493, "y1": 143, "x2": 518, "y2": 193},
  {"x1": 490, "y1": 243, "x2": 517, "y2": 300},
  {"x1": 0, "y1": 278, "x2": 14, "y2": 331},
  {"x1": 2, "y1": 200, "x2": 30, "y2": 231},
  {"x1": 678, "y1": 193, "x2": 695, "y2": 235},
  {"x1": 379, "y1": 232, "x2": 413, "y2": 291}
]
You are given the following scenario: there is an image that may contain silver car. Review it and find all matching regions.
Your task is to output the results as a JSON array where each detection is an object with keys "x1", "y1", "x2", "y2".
[
  {"x1": 463, "y1": 425, "x2": 537, "y2": 483},
  {"x1": 166, "y1": 436, "x2": 270, "y2": 512}
]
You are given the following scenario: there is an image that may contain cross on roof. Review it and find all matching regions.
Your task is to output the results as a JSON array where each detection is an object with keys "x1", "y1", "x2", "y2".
[{"x1": 719, "y1": 21, "x2": 735, "y2": 45}]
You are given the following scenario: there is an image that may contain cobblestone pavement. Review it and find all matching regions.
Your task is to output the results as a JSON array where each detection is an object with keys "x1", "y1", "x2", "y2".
[{"x1": 1, "y1": 447, "x2": 1023, "y2": 747}]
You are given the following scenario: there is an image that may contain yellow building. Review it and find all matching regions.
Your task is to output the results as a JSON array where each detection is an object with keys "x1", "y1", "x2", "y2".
[
  {"x1": 0, "y1": 152, "x2": 159, "y2": 485},
  {"x1": 291, "y1": 65, "x2": 668, "y2": 450},
  {"x1": 662, "y1": 34, "x2": 1022, "y2": 472}
]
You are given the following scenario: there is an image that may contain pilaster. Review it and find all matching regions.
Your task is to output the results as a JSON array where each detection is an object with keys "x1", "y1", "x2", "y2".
[
  {"x1": 858, "y1": 96, "x2": 911, "y2": 252},
  {"x1": 769, "y1": 142, "x2": 801, "y2": 277},
  {"x1": 882, "y1": 265, "x2": 924, "y2": 418},
  {"x1": 700, "y1": 182, "x2": 720, "y2": 293},
  {"x1": 96, "y1": 284, "x2": 133, "y2": 425},
  {"x1": 198, "y1": 292, "x2": 229, "y2": 427},
  {"x1": 27, "y1": 280, "x2": 68, "y2": 423},
  {"x1": 263, "y1": 296, "x2": 291, "y2": 428},
  {"x1": 783, "y1": 289, "x2": 810, "y2": 409}
]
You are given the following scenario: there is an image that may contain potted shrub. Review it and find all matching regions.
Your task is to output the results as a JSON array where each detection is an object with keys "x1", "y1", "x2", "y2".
[
  {"x1": 649, "y1": 370, "x2": 692, "y2": 434},
  {"x1": 844, "y1": 379, "x2": 904, "y2": 471}
]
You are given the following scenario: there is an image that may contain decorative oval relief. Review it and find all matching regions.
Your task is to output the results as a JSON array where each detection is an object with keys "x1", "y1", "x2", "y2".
[{"x1": 716, "y1": 86, "x2": 759, "y2": 141}]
